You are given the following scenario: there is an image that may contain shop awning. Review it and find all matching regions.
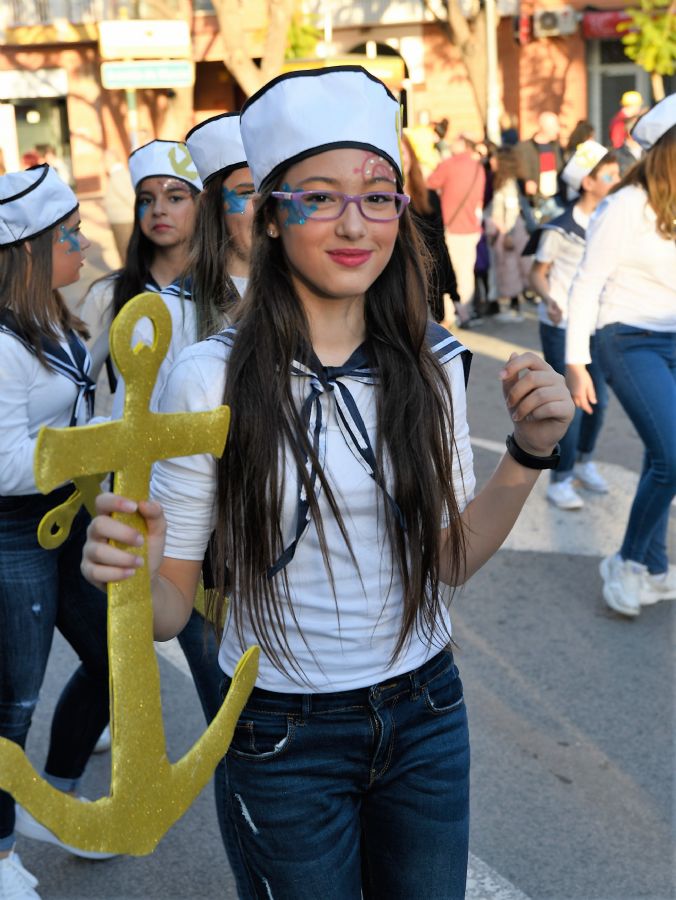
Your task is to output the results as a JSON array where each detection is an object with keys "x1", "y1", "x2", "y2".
[{"x1": 582, "y1": 10, "x2": 631, "y2": 39}]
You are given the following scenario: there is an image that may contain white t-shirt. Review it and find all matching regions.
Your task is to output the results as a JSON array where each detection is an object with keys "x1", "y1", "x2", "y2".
[
  {"x1": 151, "y1": 336, "x2": 475, "y2": 693},
  {"x1": 566, "y1": 185, "x2": 676, "y2": 364},
  {"x1": 0, "y1": 331, "x2": 91, "y2": 495},
  {"x1": 536, "y1": 205, "x2": 590, "y2": 330}
]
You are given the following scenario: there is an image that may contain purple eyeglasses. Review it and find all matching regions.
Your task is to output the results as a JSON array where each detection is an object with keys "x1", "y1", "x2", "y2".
[{"x1": 271, "y1": 190, "x2": 411, "y2": 222}]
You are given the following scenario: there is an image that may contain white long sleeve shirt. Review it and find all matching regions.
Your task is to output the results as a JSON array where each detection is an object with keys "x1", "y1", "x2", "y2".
[
  {"x1": 0, "y1": 332, "x2": 90, "y2": 495},
  {"x1": 566, "y1": 185, "x2": 676, "y2": 364},
  {"x1": 151, "y1": 335, "x2": 475, "y2": 693}
]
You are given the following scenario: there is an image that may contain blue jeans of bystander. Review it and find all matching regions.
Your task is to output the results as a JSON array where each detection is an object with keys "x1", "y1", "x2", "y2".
[
  {"x1": 596, "y1": 323, "x2": 676, "y2": 574},
  {"x1": 540, "y1": 323, "x2": 608, "y2": 480},
  {"x1": 0, "y1": 486, "x2": 109, "y2": 849}
]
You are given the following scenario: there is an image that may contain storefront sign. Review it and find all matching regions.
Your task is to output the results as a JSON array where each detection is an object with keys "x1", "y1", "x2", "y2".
[
  {"x1": 99, "y1": 20, "x2": 192, "y2": 60},
  {"x1": 100, "y1": 60, "x2": 195, "y2": 90},
  {"x1": 582, "y1": 11, "x2": 630, "y2": 39}
]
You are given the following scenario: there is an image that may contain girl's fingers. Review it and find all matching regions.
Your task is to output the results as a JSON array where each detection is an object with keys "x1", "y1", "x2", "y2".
[
  {"x1": 511, "y1": 386, "x2": 571, "y2": 422},
  {"x1": 504, "y1": 369, "x2": 559, "y2": 410},
  {"x1": 95, "y1": 492, "x2": 138, "y2": 516},
  {"x1": 88, "y1": 514, "x2": 144, "y2": 548}
]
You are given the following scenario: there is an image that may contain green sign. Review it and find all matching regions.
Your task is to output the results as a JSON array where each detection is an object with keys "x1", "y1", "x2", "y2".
[{"x1": 101, "y1": 60, "x2": 194, "y2": 90}]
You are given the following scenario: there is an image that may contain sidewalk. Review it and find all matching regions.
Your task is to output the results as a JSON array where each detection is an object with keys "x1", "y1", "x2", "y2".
[{"x1": 61, "y1": 197, "x2": 122, "y2": 315}]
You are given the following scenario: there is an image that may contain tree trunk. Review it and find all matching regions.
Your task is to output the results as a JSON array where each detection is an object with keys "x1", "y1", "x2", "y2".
[
  {"x1": 651, "y1": 70, "x2": 665, "y2": 102},
  {"x1": 211, "y1": 0, "x2": 295, "y2": 98}
]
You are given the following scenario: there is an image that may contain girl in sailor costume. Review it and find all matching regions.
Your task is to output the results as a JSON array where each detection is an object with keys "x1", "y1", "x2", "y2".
[
  {"x1": 566, "y1": 95, "x2": 676, "y2": 617},
  {"x1": 0, "y1": 166, "x2": 114, "y2": 900},
  {"x1": 80, "y1": 140, "x2": 202, "y2": 417},
  {"x1": 83, "y1": 67, "x2": 573, "y2": 899},
  {"x1": 110, "y1": 115, "x2": 255, "y2": 419}
]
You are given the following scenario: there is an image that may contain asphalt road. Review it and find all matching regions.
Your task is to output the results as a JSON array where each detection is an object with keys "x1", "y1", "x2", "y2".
[{"x1": 14, "y1": 309, "x2": 675, "y2": 900}]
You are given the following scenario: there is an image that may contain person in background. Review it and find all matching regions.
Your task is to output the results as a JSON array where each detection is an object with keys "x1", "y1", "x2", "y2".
[
  {"x1": 499, "y1": 111, "x2": 519, "y2": 148},
  {"x1": 401, "y1": 132, "x2": 459, "y2": 324},
  {"x1": 515, "y1": 111, "x2": 564, "y2": 222},
  {"x1": 563, "y1": 120, "x2": 595, "y2": 164},
  {"x1": 566, "y1": 95, "x2": 676, "y2": 616},
  {"x1": 428, "y1": 134, "x2": 485, "y2": 326},
  {"x1": 486, "y1": 147, "x2": 533, "y2": 322},
  {"x1": 0, "y1": 165, "x2": 114, "y2": 900},
  {"x1": 80, "y1": 140, "x2": 202, "y2": 417},
  {"x1": 432, "y1": 117, "x2": 451, "y2": 160},
  {"x1": 609, "y1": 90, "x2": 644, "y2": 149},
  {"x1": 615, "y1": 114, "x2": 645, "y2": 176},
  {"x1": 530, "y1": 141, "x2": 620, "y2": 510}
]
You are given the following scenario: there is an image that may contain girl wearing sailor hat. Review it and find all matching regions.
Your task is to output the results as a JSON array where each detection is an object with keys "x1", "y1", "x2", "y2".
[
  {"x1": 83, "y1": 66, "x2": 573, "y2": 898},
  {"x1": 566, "y1": 93, "x2": 676, "y2": 617},
  {"x1": 80, "y1": 139, "x2": 202, "y2": 417},
  {"x1": 0, "y1": 165, "x2": 115, "y2": 898}
]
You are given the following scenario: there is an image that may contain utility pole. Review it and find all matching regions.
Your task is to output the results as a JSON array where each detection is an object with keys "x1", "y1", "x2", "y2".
[{"x1": 485, "y1": 0, "x2": 501, "y2": 143}]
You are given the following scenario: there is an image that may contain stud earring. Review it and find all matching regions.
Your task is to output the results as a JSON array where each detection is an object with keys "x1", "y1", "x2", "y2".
[{"x1": 267, "y1": 228, "x2": 278, "y2": 238}]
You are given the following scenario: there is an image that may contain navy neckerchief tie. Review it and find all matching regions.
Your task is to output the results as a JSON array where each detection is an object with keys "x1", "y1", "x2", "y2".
[
  {"x1": 209, "y1": 322, "x2": 470, "y2": 578},
  {"x1": 0, "y1": 309, "x2": 95, "y2": 426}
]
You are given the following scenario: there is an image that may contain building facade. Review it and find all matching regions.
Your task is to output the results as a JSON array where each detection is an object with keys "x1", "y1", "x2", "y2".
[{"x1": 0, "y1": 0, "x2": 671, "y2": 194}]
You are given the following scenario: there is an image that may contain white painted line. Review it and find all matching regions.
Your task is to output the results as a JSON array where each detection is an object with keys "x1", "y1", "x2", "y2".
[{"x1": 155, "y1": 641, "x2": 532, "y2": 899}]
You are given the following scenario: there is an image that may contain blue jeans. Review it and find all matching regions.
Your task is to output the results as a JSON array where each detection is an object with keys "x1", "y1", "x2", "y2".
[
  {"x1": 0, "y1": 487, "x2": 109, "y2": 848},
  {"x1": 177, "y1": 610, "x2": 253, "y2": 899},
  {"x1": 540, "y1": 322, "x2": 608, "y2": 480},
  {"x1": 221, "y1": 649, "x2": 470, "y2": 899},
  {"x1": 597, "y1": 323, "x2": 676, "y2": 574}
]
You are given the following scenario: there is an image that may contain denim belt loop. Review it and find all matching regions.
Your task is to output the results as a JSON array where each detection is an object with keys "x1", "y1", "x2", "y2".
[
  {"x1": 301, "y1": 693, "x2": 312, "y2": 723},
  {"x1": 409, "y1": 666, "x2": 422, "y2": 700}
]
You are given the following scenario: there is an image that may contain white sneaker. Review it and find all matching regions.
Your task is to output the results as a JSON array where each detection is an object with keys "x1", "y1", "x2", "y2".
[
  {"x1": 15, "y1": 801, "x2": 117, "y2": 860},
  {"x1": 641, "y1": 565, "x2": 676, "y2": 606},
  {"x1": 599, "y1": 554, "x2": 642, "y2": 617},
  {"x1": 0, "y1": 851, "x2": 40, "y2": 900},
  {"x1": 574, "y1": 461, "x2": 609, "y2": 493},
  {"x1": 546, "y1": 478, "x2": 584, "y2": 510},
  {"x1": 93, "y1": 724, "x2": 111, "y2": 754}
]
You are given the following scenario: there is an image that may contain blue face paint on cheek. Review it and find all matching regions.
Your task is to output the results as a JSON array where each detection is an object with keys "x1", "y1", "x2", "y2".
[
  {"x1": 58, "y1": 224, "x2": 81, "y2": 254},
  {"x1": 138, "y1": 203, "x2": 149, "y2": 221},
  {"x1": 222, "y1": 187, "x2": 248, "y2": 215},
  {"x1": 278, "y1": 182, "x2": 317, "y2": 227}
]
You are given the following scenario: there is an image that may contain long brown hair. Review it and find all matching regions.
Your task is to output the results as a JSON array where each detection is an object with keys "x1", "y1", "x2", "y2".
[
  {"x1": 610, "y1": 123, "x2": 676, "y2": 240},
  {"x1": 0, "y1": 228, "x2": 88, "y2": 367},
  {"x1": 402, "y1": 134, "x2": 432, "y2": 215},
  {"x1": 187, "y1": 175, "x2": 242, "y2": 341},
  {"x1": 207, "y1": 179, "x2": 467, "y2": 680}
]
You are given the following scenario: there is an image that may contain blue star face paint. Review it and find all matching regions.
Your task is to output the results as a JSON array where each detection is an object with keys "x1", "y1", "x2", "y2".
[
  {"x1": 138, "y1": 201, "x2": 149, "y2": 221},
  {"x1": 222, "y1": 186, "x2": 250, "y2": 216},
  {"x1": 278, "y1": 182, "x2": 317, "y2": 227},
  {"x1": 58, "y1": 224, "x2": 81, "y2": 254}
]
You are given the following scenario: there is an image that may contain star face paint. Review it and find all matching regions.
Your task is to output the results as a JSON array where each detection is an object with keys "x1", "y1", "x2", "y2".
[
  {"x1": 277, "y1": 182, "x2": 318, "y2": 226},
  {"x1": 58, "y1": 223, "x2": 81, "y2": 254},
  {"x1": 222, "y1": 186, "x2": 250, "y2": 216}
]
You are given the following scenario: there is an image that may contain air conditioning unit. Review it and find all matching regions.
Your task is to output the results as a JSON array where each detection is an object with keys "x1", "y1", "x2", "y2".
[{"x1": 533, "y1": 6, "x2": 578, "y2": 37}]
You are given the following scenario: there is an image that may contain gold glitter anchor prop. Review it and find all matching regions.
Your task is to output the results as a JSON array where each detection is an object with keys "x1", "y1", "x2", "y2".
[
  {"x1": 0, "y1": 292, "x2": 259, "y2": 855},
  {"x1": 37, "y1": 473, "x2": 103, "y2": 549}
]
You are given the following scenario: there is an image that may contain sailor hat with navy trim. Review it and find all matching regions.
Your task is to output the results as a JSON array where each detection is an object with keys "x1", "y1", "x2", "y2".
[
  {"x1": 128, "y1": 139, "x2": 203, "y2": 192},
  {"x1": 632, "y1": 93, "x2": 676, "y2": 150},
  {"x1": 186, "y1": 113, "x2": 247, "y2": 185},
  {"x1": 240, "y1": 66, "x2": 403, "y2": 192},
  {"x1": 0, "y1": 164, "x2": 78, "y2": 247},
  {"x1": 560, "y1": 140, "x2": 610, "y2": 192}
]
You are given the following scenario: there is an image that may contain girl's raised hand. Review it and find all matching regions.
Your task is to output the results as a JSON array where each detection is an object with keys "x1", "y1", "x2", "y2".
[
  {"x1": 565, "y1": 363, "x2": 597, "y2": 415},
  {"x1": 81, "y1": 493, "x2": 166, "y2": 592},
  {"x1": 501, "y1": 352, "x2": 575, "y2": 456}
]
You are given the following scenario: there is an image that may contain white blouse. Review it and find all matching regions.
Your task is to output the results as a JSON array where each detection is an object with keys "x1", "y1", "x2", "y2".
[
  {"x1": 0, "y1": 332, "x2": 90, "y2": 495},
  {"x1": 151, "y1": 336, "x2": 475, "y2": 693},
  {"x1": 566, "y1": 185, "x2": 676, "y2": 365}
]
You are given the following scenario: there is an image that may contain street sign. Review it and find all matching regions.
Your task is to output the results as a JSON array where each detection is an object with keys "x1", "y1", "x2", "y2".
[
  {"x1": 100, "y1": 60, "x2": 195, "y2": 90},
  {"x1": 98, "y1": 20, "x2": 192, "y2": 61}
]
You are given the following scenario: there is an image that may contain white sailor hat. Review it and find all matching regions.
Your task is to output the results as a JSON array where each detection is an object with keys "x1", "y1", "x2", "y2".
[
  {"x1": 631, "y1": 93, "x2": 676, "y2": 150},
  {"x1": 185, "y1": 113, "x2": 247, "y2": 185},
  {"x1": 128, "y1": 139, "x2": 203, "y2": 192},
  {"x1": 240, "y1": 66, "x2": 403, "y2": 192},
  {"x1": 560, "y1": 140, "x2": 610, "y2": 192},
  {"x1": 0, "y1": 164, "x2": 78, "y2": 248}
]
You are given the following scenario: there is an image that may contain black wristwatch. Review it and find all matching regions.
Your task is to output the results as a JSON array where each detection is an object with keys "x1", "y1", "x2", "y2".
[{"x1": 505, "y1": 433, "x2": 560, "y2": 470}]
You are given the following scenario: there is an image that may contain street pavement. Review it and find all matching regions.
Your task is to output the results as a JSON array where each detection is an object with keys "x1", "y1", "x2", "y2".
[{"x1": 18, "y1": 214, "x2": 676, "y2": 899}]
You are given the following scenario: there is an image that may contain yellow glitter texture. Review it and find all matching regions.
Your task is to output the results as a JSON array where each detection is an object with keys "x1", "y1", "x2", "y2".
[{"x1": 0, "y1": 292, "x2": 259, "y2": 855}]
